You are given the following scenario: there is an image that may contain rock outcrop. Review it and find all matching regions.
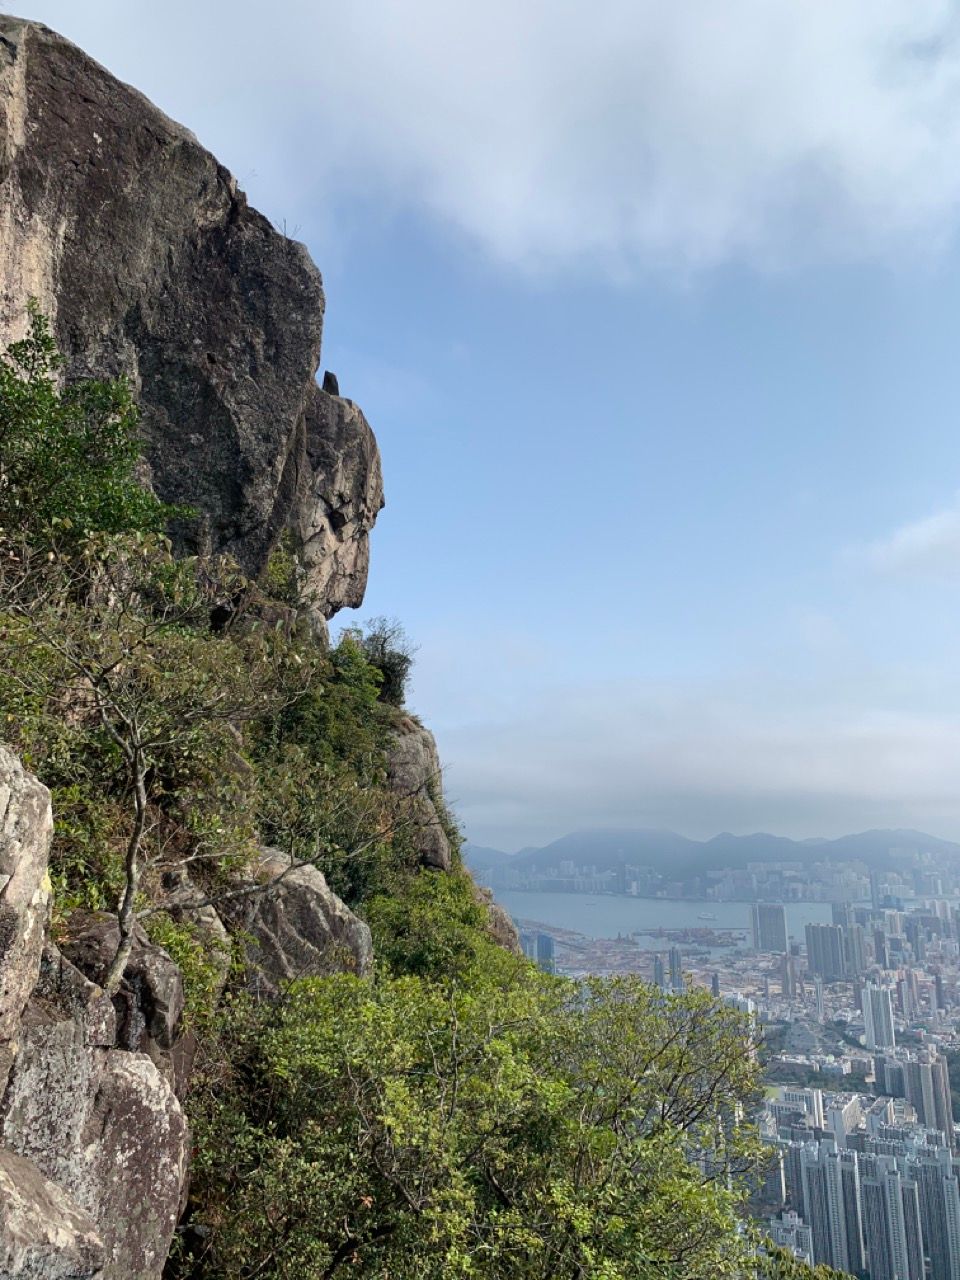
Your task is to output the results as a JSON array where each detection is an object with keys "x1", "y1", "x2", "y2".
[
  {"x1": 473, "y1": 885, "x2": 523, "y2": 954},
  {"x1": 59, "y1": 912, "x2": 186, "y2": 1092},
  {"x1": 387, "y1": 718, "x2": 455, "y2": 871},
  {"x1": 223, "y1": 849, "x2": 374, "y2": 996},
  {"x1": 0, "y1": 762, "x2": 189, "y2": 1280},
  {"x1": 0, "y1": 1148, "x2": 105, "y2": 1280},
  {"x1": 0, "y1": 15, "x2": 383, "y2": 615},
  {"x1": 294, "y1": 389, "x2": 384, "y2": 619},
  {"x1": 0, "y1": 745, "x2": 51, "y2": 1097}
]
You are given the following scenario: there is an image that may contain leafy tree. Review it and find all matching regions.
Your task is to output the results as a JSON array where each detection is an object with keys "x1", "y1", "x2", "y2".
[
  {"x1": 0, "y1": 304, "x2": 174, "y2": 543},
  {"x1": 365, "y1": 866, "x2": 511, "y2": 982},
  {"x1": 0, "y1": 533, "x2": 307, "y2": 989},
  {"x1": 177, "y1": 973, "x2": 764, "y2": 1280},
  {"x1": 349, "y1": 615, "x2": 416, "y2": 706}
]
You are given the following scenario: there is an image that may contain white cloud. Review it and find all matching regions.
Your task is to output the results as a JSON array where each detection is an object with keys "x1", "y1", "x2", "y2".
[
  {"x1": 857, "y1": 497, "x2": 960, "y2": 576},
  {"x1": 18, "y1": 0, "x2": 960, "y2": 274}
]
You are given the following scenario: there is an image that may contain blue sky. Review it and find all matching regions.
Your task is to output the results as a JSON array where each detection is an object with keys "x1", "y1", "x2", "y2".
[{"x1": 18, "y1": 1, "x2": 960, "y2": 848}]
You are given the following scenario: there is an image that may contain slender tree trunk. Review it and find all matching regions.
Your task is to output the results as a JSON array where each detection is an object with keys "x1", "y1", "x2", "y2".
[{"x1": 103, "y1": 745, "x2": 147, "y2": 995}]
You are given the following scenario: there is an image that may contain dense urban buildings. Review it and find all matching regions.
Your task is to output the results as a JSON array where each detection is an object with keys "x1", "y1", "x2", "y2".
[{"x1": 492, "y1": 843, "x2": 960, "y2": 1279}]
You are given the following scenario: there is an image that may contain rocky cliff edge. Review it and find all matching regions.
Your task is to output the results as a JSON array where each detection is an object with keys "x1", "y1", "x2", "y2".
[{"x1": 0, "y1": 13, "x2": 383, "y2": 618}]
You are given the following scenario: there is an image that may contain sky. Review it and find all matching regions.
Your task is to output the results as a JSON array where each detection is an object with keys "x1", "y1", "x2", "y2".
[{"x1": 16, "y1": 1, "x2": 960, "y2": 850}]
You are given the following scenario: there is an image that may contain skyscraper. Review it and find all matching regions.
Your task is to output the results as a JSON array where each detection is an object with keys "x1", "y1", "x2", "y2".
[
  {"x1": 864, "y1": 983, "x2": 897, "y2": 1051},
  {"x1": 911, "y1": 1148, "x2": 960, "y2": 1280},
  {"x1": 806, "y1": 923, "x2": 846, "y2": 982},
  {"x1": 653, "y1": 953, "x2": 665, "y2": 990},
  {"x1": 781, "y1": 952, "x2": 797, "y2": 999},
  {"x1": 800, "y1": 1141, "x2": 863, "y2": 1274},
  {"x1": 839, "y1": 1148, "x2": 866, "y2": 1276},
  {"x1": 752, "y1": 903, "x2": 788, "y2": 953},
  {"x1": 862, "y1": 1158, "x2": 925, "y2": 1280},
  {"x1": 801, "y1": 1142, "x2": 849, "y2": 1272},
  {"x1": 669, "y1": 945, "x2": 684, "y2": 992},
  {"x1": 844, "y1": 923, "x2": 867, "y2": 977},
  {"x1": 904, "y1": 1051, "x2": 955, "y2": 1150}
]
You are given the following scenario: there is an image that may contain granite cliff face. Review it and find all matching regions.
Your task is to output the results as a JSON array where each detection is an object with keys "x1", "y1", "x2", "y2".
[{"x1": 0, "y1": 13, "x2": 382, "y2": 616}]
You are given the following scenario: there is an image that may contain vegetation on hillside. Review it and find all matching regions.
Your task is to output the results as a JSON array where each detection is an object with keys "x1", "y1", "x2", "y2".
[{"x1": 0, "y1": 314, "x2": 840, "y2": 1278}]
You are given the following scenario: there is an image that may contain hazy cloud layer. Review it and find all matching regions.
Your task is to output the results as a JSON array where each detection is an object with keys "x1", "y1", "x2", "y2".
[
  {"x1": 856, "y1": 497, "x2": 960, "y2": 577},
  {"x1": 432, "y1": 677, "x2": 960, "y2": 851},
  {"x1": 23, "y1": 0, "x2": 960, "y2": 273}
]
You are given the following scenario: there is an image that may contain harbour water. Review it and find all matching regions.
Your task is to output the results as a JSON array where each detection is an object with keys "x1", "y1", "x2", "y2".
[{"x1": 491, "y1": 890, "x2": 835, "y2": 946}]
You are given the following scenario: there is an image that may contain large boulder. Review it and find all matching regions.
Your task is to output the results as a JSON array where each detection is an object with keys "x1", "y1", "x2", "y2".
[
  {"x1": 386, "y1": 719, "x2": 454, "y2": 871},
  {"x1": 0, "y1": 745, "x2": 52, "y2": 1095},
  {"x1": 0, "y1": 1148, "x2": 105, "y2": 1280},
  {"x1": 0, "y1": 16, "x2": 383, "y2": 614},
  {"x1": 223, "y1": 849, "x2": 373, "y2": 995},
  {"x1": 1, "y1": 1001, "x2": 189, "y2": 1280}
]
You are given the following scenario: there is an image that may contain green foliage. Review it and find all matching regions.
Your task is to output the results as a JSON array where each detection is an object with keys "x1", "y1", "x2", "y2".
[
  {"x1": 348, "y1": 615, "x2": 416, "y2": 706},
  {"x1": 260, "y1": 530, "x2": 304, "y2": 606},
  {"x1": 0, "y1": 534, "x2": 302, "y2": 910},
  {"x1": 267, "y1": 631, "x2": 387, "y2": 774},
  {"x1": 753, "y1": 1246, "x2": 849, "y2": 1280},
  {"x1": 0, "y1": 304, "x2": 176, "y2": 543},
  {"x1": 178, "y1": 973, "x2": 763, "y2": 1280},
  {"x1": 144, "y1": 912, "x2": 230, "y2": 1030},
  {"x1": 365, "y1": 867, "x2": 512, "y2": 982}
]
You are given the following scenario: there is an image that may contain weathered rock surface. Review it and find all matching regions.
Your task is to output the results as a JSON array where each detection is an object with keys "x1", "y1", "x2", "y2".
[
  {"x1": 295, "y1": 387, "x2": 384, "y2": 618},
  {"x1": 1, "y1": 1001, "x2": 189, "y2": 1280},
  {"x1": 61, "y1": 912, "x2": 184, "y2": 1056},
  {"x1": 0, "y1": 745, "x2": 51, "y2": 1096},
  {"x1": 386, "y1": 718, "x2": 454, "y2": 871},
  {"x1": 224, "y1": 849, "x2": 373, "y2": 995},
  {"x1": 473, "y1": 884, "x2": 522, "y2": 955},
  {"x1": 0, "y1": 15, "x2": 383, "y2": 613},
  {"x1": 0, "y1": 1148, "x2": 105, "y2": 1280},
  {"x1": 0, "y1": 752, "x2": 190, "y2": 1280}
]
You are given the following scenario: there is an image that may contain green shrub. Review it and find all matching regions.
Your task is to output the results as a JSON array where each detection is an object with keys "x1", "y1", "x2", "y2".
[
  {"x1": 144, "y1": 912, "x2": 231, "y2": 1030},
  {"x1": 365, "y1": 867, "x2": 513, "y2": 982},
  {"x1": 348, "y1": 616, "x2": 416, "y2": 706},
  {"x1": 0, "y1": 304, "x2": 177, "y2": 543},
  {"x1": 176, "y1": 972, "x2": 763, "y2": 1280}
]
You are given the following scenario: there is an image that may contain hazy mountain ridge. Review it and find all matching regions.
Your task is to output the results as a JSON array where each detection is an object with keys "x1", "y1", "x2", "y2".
[{"x1": 465, "y1": 825, "x2": 960, "y2": 876}]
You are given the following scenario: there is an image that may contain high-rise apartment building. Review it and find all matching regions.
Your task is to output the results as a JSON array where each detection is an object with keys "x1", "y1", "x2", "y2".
[
  {"x1": 752, "y1": 903, "x2": 788, "y2": 953},
  {"x1": 861, "y1": 1157, "x2": 924, "y2": 1280},
  {"x1": 845, "y1": 923, "x2": 867, "y2": 977},
  {"x1": 839, "y1": 1148, "x2": 866, "y2": 1276},
  {"x1": 668, "y1": 945, "x2": 683, "y2": 991},
  {"x1": 904, "y1": 1052, "x2": 955, "y2": 1150},
  {"x1": 801, "y1": 1142, "x2": 851, "y2": 1273},
  {"x1": 911, "y1": 1148, "x2": 960, "y2": 1280},
  {"x1": 879, "y1": 1050, "x2": 955, "y2": 1150},
  {"x1": 806, "y1": 923, "x2": 846, "y2": 982},
  {"x1": 864, "y1": 983, "x2": 897, "y2": 1051}
]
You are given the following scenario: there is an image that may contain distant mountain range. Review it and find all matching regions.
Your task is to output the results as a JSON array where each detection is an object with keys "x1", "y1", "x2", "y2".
[{"x1": 464, "y1": 827, "x2": 960, "y2": 878}]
